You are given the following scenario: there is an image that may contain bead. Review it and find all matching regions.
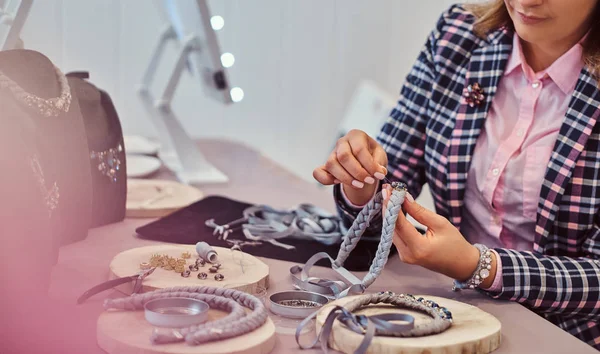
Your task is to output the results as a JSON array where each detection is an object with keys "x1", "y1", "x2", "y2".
[
  {"x1": 181, "y1": 252, "x2": 191, "y2": 259},
  {"x1": 189, "y1": 264, "x2": 199, "y2": 271},
  {"x1": 197, "y1": 272, "x2": 208, "y2": 280},
  {"x1": 213, "y1": 263, "x2": 222, "y2": 269},
  {"x1": 181, "y1": 270, "x2": 191, "y2": 277},
  {"x1": 214, "y1": 274, "x2": 225, "y2": 281},
  {"x1": 209, "y1": 266, "x2": 219, "y2": 273},
  {"x1": 139, "y1": 262, "x2": 151, "y2": 270},
  {"x1": 196, "y1": 258, "x2": 205, "y2": 266}
]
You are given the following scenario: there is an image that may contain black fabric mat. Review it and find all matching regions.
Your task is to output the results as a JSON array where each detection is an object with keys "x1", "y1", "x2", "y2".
[{"x1": 135, "y1": 195, "x2": 396, "y2": 271}]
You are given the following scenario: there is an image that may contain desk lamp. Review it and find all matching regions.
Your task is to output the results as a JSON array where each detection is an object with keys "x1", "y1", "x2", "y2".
[{"x1": 140, "y1": 0, "x2": 243, "y2": 184}]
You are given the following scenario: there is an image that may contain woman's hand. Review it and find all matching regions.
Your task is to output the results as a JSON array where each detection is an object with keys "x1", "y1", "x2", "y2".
[
  {"x1": 313, "y1": 129, "x2": 388, "y2": 205},
  {"x1": 381, "y1": 184, "x2": 497, "y2": 285}
]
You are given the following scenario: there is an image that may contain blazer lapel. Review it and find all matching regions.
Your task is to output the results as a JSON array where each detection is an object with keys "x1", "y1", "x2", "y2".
[
  {"x1": 534, "y1": 68, "x2": 600, "y2": 250},
  {"x1": 446, "y1": 28, "x2": 512, "y2": 227}
]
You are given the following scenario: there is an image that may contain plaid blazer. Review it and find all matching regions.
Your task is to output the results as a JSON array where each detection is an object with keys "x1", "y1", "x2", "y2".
[{"x1": 334, "y1": 4, "x2": 600, "y2": 349}]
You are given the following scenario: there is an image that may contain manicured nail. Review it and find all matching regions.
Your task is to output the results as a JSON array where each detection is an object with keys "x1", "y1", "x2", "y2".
[
  {"x1": 334, "y1": 179, "x2": 341, "y2": 184},
  {"x1": 364, "y1": 176, "x2": 375, "y2": 184},
  {"x1": 382, "y1": 189, "x2": 388, "y2": 200},
  {"x1": 406, "y1": 193, "x2": 414, "y2": 203},
  {"x1": 352, "y1": 180, "x2": 364, "y2": 188},
  {"x1": 374, "y1": 172, "x2": 385, "y2": 180}
]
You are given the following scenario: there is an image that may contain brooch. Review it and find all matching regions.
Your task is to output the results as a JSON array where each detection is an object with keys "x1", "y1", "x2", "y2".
[
  {"x1": 90, "y1": 143, "x2": 123, "y2": 183},
  {"x1": 463, "y1": 82, "x2": 485, "y2": 107}
]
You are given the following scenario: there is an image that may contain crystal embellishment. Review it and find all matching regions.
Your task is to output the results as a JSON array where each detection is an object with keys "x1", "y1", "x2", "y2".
[
  {"x1": 90, "y1": 143, "x2": 122, "y2": 182},
  {"x1": 30, "y1": 154, "x2": 59, "y2": 217}
]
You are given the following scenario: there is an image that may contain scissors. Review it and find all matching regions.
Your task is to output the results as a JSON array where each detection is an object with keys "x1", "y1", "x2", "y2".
[{"x1": 77, "y1": 267, "x2": 156, "y2": 304}]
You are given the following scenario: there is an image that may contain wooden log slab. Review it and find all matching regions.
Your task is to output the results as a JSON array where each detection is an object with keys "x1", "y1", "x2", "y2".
[
  {"x1": 97, "y1": 307, "x2": 276, "y2": 354},
  {"x1": 315, "y1": 295, "x2": 501, "y2": 354},
  {"x1": 109, "y1": 245, "x2": 269, "y2": 295},
  {"x1": 126, "y1": 179, "x2": 204, "y2": 218}
]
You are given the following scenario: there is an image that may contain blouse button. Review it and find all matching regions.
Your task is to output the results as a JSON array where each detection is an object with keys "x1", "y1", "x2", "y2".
[
  {"x1": 492, "y1": 168, "x2": 500, "y2": 176},
  {"x1": 532, "y1": 81, "x2": 541, "y2": 89}
]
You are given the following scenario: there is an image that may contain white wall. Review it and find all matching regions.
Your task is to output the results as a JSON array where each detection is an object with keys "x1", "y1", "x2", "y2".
[{"x1": 19, "y1": 0, "x2": 458, "y2": 190}]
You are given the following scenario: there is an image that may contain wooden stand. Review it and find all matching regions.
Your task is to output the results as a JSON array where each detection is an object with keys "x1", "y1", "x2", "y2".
[
  {"x1": 109, "y1": 245, "x2": 269, "y2": 295},
  {"x1": 315, "y1": 295, "x2": 501, "y2": 354},
  {"x1": 97, "y1": 307, "x2": 276, "y2": 354},
  {"x1": 98, "y1": 244, "x2": 274, "y2": 354},
  {"x1": 126, "y1": 179, "x2": 204, "y2": 218}
]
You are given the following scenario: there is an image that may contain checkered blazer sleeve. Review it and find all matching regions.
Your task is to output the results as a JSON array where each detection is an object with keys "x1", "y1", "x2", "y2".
[
  {"x1": 485, "y1": 233, "x2": 600, "y2": 320},
  {"x1": 333, "y1": 5, "x2": 445, "y2": 234}
]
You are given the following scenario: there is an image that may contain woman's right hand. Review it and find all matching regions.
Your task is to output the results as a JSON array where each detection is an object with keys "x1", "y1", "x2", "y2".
[{"x1": 313, "y1": 129, "x2": 388, "y2": 206}]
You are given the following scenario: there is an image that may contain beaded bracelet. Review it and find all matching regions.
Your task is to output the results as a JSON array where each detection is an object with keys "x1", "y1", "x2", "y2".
[
  {"x1": 296, "y1": 291, "x2": 453, "y2": 354},
  {"x1": 452, "y1": 243, "x2": 493, "y2": 291}
]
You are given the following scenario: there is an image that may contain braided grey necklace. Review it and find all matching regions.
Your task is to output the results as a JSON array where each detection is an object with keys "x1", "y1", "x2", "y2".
[
  {"x1": 296, "y1": 291, "x2": 453, "y2": 354},
  {"x1": 103, "y1": 286, "x2": 268, "y2": 345},
  {"x1": 291, "y1": 181, "x2": 407, "y2": 298}
]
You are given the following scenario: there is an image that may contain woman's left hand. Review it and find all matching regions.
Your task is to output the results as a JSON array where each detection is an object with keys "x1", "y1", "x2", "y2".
[{"x1": 381, "y1": 184, "x2": 486, "y2": 282}]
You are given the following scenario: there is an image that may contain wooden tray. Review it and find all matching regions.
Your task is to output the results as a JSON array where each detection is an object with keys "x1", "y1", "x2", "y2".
[
  {"x1": 109, "y1": 245, "x2": 269, "y2": 295},
  {"x1": 315, "y1": 295, "x2": 501, "y2": 354},
  {"x1": 126, "y1": 179, "x2": 204, "y2": 218}
]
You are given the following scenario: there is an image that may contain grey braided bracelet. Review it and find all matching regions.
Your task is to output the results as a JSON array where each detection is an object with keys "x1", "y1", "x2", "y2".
[
  {"x1": 103, "y1": 285, "x2": 268, "y2": 345},
  {"x1": 291, "y1": 182, "x2": 407, "y2": 297}
]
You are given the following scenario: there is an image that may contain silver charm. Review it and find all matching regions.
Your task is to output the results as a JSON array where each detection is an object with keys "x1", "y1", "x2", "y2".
[
  {"x1": 214, "y1": 274, "x2": 225, "y2": 281},
  {"x1": 90, "y1": 143, "x2": 123, "y2": 182},
  {"x1": 197, "y1": 272, "x2": 208, "y2": 280}
]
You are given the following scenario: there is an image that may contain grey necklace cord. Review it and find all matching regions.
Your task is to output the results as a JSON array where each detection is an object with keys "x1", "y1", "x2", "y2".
[
  {"x1": 103, "y1": 286, "x2": 268, "y2": 345},
  {"x1": 295, "y1": 291, "x2": 453, "y2": 354},
  {"x1": 0, "y1": 66, "x2": 72, "y2": 117},
  {"x1": 290, "y1": 183, "x2": 407, "y2": 298}
]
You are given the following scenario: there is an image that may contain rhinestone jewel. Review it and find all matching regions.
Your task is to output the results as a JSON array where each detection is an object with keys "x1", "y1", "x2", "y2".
[
  {"x1": 197, "y1": 272, "x2": 208, "y2": 280},
  {"x1": 480, "y1": 269, "x2": 490, "y2": 278},
  {"x1": 214, "y1": 274, "x2": 225, "y2": 281}
]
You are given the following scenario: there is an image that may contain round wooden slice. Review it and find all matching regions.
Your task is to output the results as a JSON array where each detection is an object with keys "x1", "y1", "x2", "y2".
[
  {"x1": 97, "y1": 307, "x2": 276, "y2": 354},
  {"x1": 314, "y1": 295, "x2": 501, "y2": 354},
  {"x1": 126, "y1": 179, "x2": 204, "y2": 218},
  {"x1": 109, "y1": 245, "x2": 269, "y2": 295}
]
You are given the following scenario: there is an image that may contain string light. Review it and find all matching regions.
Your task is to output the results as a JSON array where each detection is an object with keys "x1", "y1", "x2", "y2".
[
  {"x1": 220, "y1": 52, "x2": 235, "y2": 68},
  {"x1": 230, "y1": 87, "x2": 244, "y2": 102},
  {"x1": 210, "y1": 15, "x2": 224, "y2": 30}
]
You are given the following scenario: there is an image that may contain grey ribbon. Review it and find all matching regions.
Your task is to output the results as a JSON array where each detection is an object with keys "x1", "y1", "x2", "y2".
[
  {"x1": 290, "y1": 252, "x2": 365, "y2": 298},
  {"x1": 296, "y1": 305, "x2": 415, "y2": 354},
  {"x1": 241, "y1": 204, "x2": 347, "y2": 249}
]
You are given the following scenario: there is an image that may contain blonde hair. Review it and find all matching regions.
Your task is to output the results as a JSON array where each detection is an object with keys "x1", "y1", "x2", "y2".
[{"x1": 464, "y1": 0, "x2": 600, "y2": 83}]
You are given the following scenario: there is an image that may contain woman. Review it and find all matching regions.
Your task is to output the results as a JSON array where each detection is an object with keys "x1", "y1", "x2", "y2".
[{"x1": 314, "y1": 0, "x2": 600, "y2": 349}]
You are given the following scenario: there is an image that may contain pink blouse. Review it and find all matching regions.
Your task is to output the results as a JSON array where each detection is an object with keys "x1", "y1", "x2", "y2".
[{"x1": 342, "y1": 32, "x2": 584, "y2": 291}]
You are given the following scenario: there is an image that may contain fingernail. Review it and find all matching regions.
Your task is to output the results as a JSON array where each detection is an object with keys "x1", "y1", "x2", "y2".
[
  {"x1": 334, "y1": 179, "x2": 341, "y2": 184},
  {"x1": 352, "y1": 180, "x2": 364, "y2": 188},
  {"x1": 364, "y1": 176, "x2": 375, "y2": 184},
  {"x1": 382, "y1": 189, "x2": 388, "y2": 200},
  {"x1": 374, "y1": 172, "x2": 385, "y2": 180},
  {"x1": 406, "y1": 193, "x2": 414, "y2": 203}
]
